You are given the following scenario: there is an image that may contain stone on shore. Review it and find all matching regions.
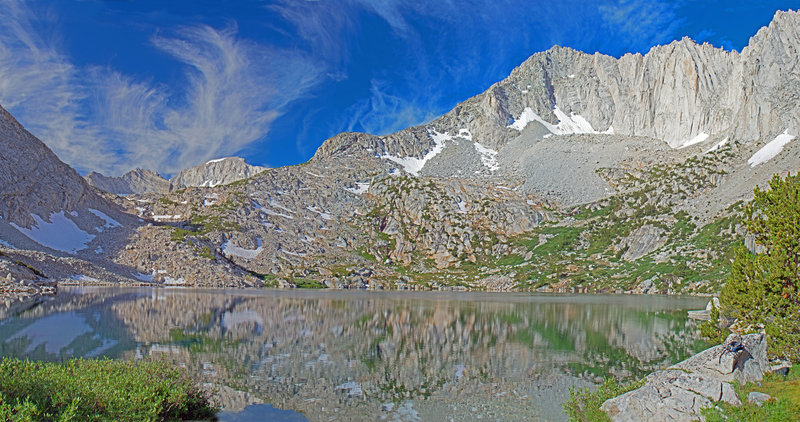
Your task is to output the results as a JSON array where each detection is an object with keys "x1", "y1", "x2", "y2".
[{"x1": 601, "y1": 333, "x2": 768, "y2": 422}]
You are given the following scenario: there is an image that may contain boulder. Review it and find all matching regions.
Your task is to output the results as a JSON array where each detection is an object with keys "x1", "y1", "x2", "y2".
[
  {"x1": 747, "y1": 391, "x2": 772, "y2": 406},
  {"x1": 601, "y1": 333, "x2": 768, "y2": 422},
  {"x1": 620, "y1": 224, "x2": 667, "y2": 261}
]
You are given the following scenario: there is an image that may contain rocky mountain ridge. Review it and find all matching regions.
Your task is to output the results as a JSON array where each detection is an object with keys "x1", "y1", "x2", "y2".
[
  {"x1": 86, "y1": 168, "x2": 171, "y2": 195},
  {"x1": 1, "y1": 10, "x2": 800, "y2": 298},
  {"x1": 85, "y1": 157, "x2": 267, "y2": 195}
]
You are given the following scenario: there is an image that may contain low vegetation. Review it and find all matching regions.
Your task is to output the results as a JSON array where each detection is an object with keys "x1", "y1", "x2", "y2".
[{"x1": 0, "y1": 358, "x2": 216, "y2": 421}]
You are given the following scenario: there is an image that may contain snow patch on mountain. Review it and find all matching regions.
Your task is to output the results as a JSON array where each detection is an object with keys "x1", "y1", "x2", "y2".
[
  {"x1": 748, "y1": 132, "x2": 795, "y2": 167},
  {"x1": 306, "y1": 206, "x2": 333, "y2": 220},
  {"x1": 88, "y1": 208, "x2": 121, "y2": 231},
  {"x1": 345, "y1": 182, "x2": 370, "y2": 195},
  {"x1": 222, "y1": 237, "x2": 263, "y2": 259},
  {"x1": 152, "y1": 214, "x2": 182, "y2": 222},
  {"x1": 677, "y1": 132, "x2": 710, "y2": 149},
  {"x1": 11, "y1": 211, "x2": 95, "y2": 253},
  {"x1": 473, "y1": 142, "x2": 500, "y2": 171},
  {"x1": 381, "y1": 130, "x2": 450, "y2": 176},
  {"x1": 508, "y1": 106, "x2": 597, "y2": 135},
  {"x1": 705, "y1": 137, "x2": 729, "y2": 153}
]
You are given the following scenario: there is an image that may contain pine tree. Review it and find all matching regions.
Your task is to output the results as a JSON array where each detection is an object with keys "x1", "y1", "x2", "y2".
[{"x1": 720, "y1": 173, "x2": 800, "y2": 361}]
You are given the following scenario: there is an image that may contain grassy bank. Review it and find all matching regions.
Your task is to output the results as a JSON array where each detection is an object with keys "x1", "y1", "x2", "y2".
[
  {"x1": 702, "y1": 364, "x2": 800, "y2": 422},
  {"x1": 0, "y1": 358, "x2": 216, "y2": 421}
]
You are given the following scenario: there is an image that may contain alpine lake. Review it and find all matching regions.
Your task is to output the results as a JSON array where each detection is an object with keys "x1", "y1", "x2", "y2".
[{"x1": 0, "y1": 287, "x2": 710, "y2": 421}]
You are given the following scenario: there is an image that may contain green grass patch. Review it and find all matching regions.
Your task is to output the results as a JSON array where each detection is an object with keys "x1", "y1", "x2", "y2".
[
  {"x1": 563, "y1": 377, "x2": 644, "y2": 421},
  {"x1": 533, "y1": 226, "x2": 584, "y2": 256},
  {"x1": 0, "y1": 357, "x2": 216, "y2": 421},
  {"x1": 293, "y1": 278, "x2": 326, "y2": 289},
  {"x1": 157, "y1": 197, "x2": 178, "y2": 206},
  {"x1": 701, "y1": 364, "x2": 800, "y2": 421},
  {"x1": 169, "y1": 215, "x2": 241, "y2": 242}
]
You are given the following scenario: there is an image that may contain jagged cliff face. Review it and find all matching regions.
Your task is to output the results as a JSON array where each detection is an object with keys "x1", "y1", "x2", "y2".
[
  {"x1": 314, "y1": 10, "x2": 800, "y2": 166},
  {"x1": 2, "y1": 10, "x2": 800, "y2": 296}
]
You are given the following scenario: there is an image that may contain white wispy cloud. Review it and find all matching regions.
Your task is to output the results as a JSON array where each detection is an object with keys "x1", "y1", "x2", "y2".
[
  {"x1": 0, "y1": 0, "x2": 114, "y2": 167},
  {"x1": 598, "y1": 0, "x2": 686, "y2": 54},
  {"x1": 0, "y1": 1, "x2": 321, "y2": 176},
  {"x1": 343, "y1": 79, "x2": 439, "y2": 136}
]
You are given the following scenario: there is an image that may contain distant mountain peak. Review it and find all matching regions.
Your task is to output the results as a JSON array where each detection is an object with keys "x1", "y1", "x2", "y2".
[{"x1": 85, "y1": 157, "x2": 267, "y2": 194}]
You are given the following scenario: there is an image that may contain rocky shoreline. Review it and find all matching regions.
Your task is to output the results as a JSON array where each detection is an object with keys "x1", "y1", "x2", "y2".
[{"x1": 602, "y1": 333, "x2": 774, "y2": 421}]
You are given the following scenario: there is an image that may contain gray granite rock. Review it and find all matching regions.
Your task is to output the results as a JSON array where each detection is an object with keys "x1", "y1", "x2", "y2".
[
  {"x1": 620, "y1": 224, "x2": 667, "y2": 261},
  {"x1": 601, "y1": 333, "x2": 768, "y2": 422},
  {"x1": 747, "y1": 391, "x2": 772, "y2": 406}
]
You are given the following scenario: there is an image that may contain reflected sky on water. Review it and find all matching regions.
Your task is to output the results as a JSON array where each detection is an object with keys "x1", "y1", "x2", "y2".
[{"x1": 0, "y1": 288, "x2": 709, "y2": 421}]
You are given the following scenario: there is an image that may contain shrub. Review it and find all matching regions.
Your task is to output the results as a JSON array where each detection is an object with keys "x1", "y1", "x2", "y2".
[{"x1": 0, "y1": 358, "x2": 217, "y2": 421}]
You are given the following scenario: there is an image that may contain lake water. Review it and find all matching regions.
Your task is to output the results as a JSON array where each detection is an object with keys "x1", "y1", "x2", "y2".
[{"x1": 0, "y1": 288, "x2": 708, "y2": 421}]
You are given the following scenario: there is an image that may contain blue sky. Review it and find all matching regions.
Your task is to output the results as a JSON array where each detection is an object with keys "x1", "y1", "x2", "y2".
[{"x1": 0, "y1": 0, "x2": 798, "y2": 177}]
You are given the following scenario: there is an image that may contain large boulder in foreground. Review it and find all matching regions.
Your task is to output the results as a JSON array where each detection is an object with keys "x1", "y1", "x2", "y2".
[{"x1": 601, "y1": 333, "x2": 768, "y2": 422}]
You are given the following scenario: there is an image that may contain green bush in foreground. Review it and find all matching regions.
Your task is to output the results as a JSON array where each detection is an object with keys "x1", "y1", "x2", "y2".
[
  {"x1": 720, "y1": 173, "x2": 800, "y2": 360},
  {"x1": 0, "y1": 358, "x2": 217, "y2": 421},
  {"x1": 563, "y1": 377, "x2": 644, "y2": 422}
]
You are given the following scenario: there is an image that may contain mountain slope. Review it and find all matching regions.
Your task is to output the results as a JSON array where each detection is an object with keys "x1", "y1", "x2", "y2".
[
  {"x1": 0, "y1": 104, "x2": 257, "y2": 299},
  {"x1": 170, "y1": 157, "x2": 266, "y2": 189},
  {"x1": 113, "y1": 10, "x2": 800, "y2": 293},
  {"x1": 4, "y1": 10, "x2": 800, "y2": 296}
]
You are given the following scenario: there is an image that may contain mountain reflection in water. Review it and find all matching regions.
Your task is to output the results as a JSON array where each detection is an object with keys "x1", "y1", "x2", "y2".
[{"x1": 0, "y1": 288, "x2": 708, "y2": 421}]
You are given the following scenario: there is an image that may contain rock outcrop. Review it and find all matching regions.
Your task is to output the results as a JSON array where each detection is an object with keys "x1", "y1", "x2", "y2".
[
  {"x1": 601, "y1": 333, "x2": 769, "y2": 422},
  {"x1": 620, "y1": 224, "x2": 668, "y2": 261}
]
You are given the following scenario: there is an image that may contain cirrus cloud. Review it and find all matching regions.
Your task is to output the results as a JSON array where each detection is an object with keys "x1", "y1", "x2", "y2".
[{"x1": 0, "y1": 0, "x2": 322, "y2": 176}]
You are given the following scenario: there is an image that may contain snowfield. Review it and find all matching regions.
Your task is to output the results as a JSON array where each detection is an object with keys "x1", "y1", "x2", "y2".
[
  {"x1": 222, "y1": 237, "x2": 263, "y2": 259},
  {"x1": 11, "y1": 211, "x2": 95, "y2": 253},
  {"x1": 508, "y1": 106, "x2": 600, "y2": 135},
  {"x1": 748, "y1": 132, "x2": 795, "y2": 167},
  {"x1": 677, "y1": 132, "x2": 709, "y2": 149}
]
